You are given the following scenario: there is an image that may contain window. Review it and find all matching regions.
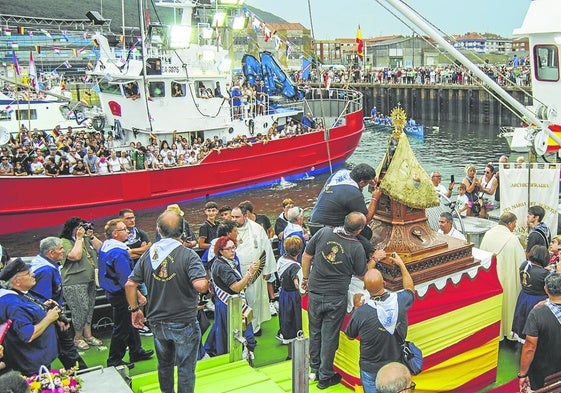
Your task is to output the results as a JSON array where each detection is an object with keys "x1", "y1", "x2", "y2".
[
  {"x1": 148, "y1": 81, "x2": 165, "y2": 98},
  {"x1": 0, "y1": 110, "x2": 11, "y2": 121},
  {"x1": 534, "y1": 45, "x2": 559, "y2": 81},
  {"x1": 16, "y1": 109, "x2": 37, "y2": 121},
  {"x1": 98, "y1": 80, "x2": 122, "y2": 95},
  {"x1": 171, "y1": 82, "x2": 185, "y2": 97}
]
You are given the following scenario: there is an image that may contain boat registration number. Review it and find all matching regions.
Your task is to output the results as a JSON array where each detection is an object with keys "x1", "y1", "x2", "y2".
[{"x1": 162, "y1": 65, "x2": 181, "y2": 74}]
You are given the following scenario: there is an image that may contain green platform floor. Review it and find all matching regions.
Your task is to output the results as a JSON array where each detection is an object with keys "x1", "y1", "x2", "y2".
[{"x1": 55, "y1": 316, "x2": 518, "y2": 393}]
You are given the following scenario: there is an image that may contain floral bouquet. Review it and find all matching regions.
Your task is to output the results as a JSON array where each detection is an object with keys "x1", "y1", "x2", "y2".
[{"x1": 27, "y1": 365, "x2": 82, "y2": 393}]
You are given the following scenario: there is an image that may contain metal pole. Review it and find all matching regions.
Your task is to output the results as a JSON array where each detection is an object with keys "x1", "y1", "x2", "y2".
[
  {"x1": 292, "y1": 333, "x2": 309, "y2": 393},
  {"x1": 228, "y1": 295, "x2": 244, "y2": 362}
]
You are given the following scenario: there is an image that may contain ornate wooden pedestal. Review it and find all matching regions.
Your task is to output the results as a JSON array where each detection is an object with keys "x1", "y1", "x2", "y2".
[{"x1": 370, "y1": 194, "x2": 479, "y2": 291}]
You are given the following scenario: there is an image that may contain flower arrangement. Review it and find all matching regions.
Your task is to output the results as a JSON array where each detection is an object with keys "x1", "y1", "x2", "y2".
[{"x1": 27, "y1": 365, "x2": 82, "y2": 393}]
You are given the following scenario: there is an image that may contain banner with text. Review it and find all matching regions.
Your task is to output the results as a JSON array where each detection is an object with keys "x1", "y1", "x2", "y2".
[{"x1": 499, "y1": 163, "x2": 560, "y2": 238}]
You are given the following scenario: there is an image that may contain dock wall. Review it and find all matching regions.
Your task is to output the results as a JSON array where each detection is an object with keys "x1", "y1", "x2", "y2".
[{"x1": 355, "y1": 84, "x2": 532, "y2": 125}]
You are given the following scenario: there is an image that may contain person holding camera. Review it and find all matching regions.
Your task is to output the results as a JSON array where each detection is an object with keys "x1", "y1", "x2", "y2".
[
  {"x1": 30, "y1": 237, "x2": 87, "y2": 370},
  {"x1": 0, "y1": 258, "x2": 61, "y2": 376},
  {"x1": 461, "y1": 164, "x2": 483, "y2": 217},
  {"x1": 60, "y1": 217, "x2": 102, "y2": 351}
]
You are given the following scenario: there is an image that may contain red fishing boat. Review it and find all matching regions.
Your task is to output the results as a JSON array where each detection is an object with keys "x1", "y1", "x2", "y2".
[{"x1": 0, "y1": 0, "x2": 364, "y2": 235}]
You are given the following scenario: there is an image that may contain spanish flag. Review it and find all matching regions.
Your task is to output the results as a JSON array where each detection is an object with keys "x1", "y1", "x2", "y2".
[
  {"x1": 17, "y1": 26, "x2": 25, "y2": 35},
  {"x1": 356, "y1": 25, "x2": 364, "y2": 60}
]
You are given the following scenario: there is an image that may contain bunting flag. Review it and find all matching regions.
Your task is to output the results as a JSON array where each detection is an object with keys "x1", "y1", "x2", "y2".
[
  {"x1": 29, "y1": 52, "x2": 38, "y2": 92},
  {"x1": 63, "y1": 60, "x2": 71, "y2": 68},
  {"x1": 4, "y1": 29, "x2": 11, "y2": 37},
  {"x1": 11, "y1": 51, "x2": 20, "y2": 75},
  {"x1": 35, "y1": 45, "x2": 41, "y2": 54},
  {"x1": 72, "y1": 49, "x2": 77, "y2": 57},
  {"x1": 62, "y1": 31, "x2": 69, "y2": 42},
  {"x1": 53, "y1": 47, "x2": 60, "y2": 54},
  {"x1": 356, "y1": 25, "x2": 364, "y2": 60},
  {"x1": 11, "y1": 42, "x2": 19, "y2": 50},
  {"x1": 301, "y1": 57, "x2": 312, "y2": 80},
  {"x1": 40, "y1": 29, "x2": 52, "y2": 39},
  {"x1": 17, "y1": 26, "x2": 25, "y2": 35}
]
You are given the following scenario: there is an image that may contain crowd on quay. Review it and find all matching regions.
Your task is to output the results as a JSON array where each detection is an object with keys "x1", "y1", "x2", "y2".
[
  {"x1": 291, "y1": 61, "x2": 532, "y2": 88},
  {"x1": 1, "y1": 158, "x2": 561, "y2": 392},
  {"x1": 0, "y1": 114, "x2": 321, "y2": 177}
]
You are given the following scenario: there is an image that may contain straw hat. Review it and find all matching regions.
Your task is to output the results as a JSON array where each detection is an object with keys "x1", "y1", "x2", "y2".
[{"x1": 166, "y1": 204, "x2": 184, "y2": 216}]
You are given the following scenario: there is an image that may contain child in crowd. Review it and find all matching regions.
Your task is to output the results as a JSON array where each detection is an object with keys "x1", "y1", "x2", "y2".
[
  {"x1": 198, "y1": 201, "x2": 219, "y2": 251},
  {"x1": 276, "y1": 236, "x2": 304, "y2": 346},
  {"x1": 456, "y1": 183, "x2": 469, "y2": 217}
]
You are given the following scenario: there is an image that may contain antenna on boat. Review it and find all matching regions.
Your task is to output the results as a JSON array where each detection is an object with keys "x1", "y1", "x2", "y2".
[{"x1": 0, "y1": 127, "x2": 10, "y2": 146}]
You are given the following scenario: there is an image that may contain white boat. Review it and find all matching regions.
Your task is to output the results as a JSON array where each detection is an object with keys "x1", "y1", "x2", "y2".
[
  {"x1": 0, "y1": 77, "x2": 91, "y2": 133},
  {"x1": 88, "y1": 0, "x2": 326, "y2": 146}
]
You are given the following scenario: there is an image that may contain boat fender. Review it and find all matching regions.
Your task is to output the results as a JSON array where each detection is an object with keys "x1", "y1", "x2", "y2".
[
  {"x1": 246, "y1": 119, "x2": 255, "y2": 136},
  {"x1": 92, "y1": 117, "x2": 106, "y2": 132}
]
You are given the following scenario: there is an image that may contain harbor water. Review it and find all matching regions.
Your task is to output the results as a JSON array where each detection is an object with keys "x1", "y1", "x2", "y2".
[{"x1": 0, "y1": 120, "x2": 510, "y2": 256}]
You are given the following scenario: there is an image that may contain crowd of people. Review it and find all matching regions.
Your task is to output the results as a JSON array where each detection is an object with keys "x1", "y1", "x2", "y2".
[
  {"x1": 292, "y1": 62, "x2": 532, "y2": 88},
  {"x1": 0, "y1": 114, "x2": 321, "y2": 177},
  {"x1": 2, "y1": 155, "x2": 561, "y2": 393}
]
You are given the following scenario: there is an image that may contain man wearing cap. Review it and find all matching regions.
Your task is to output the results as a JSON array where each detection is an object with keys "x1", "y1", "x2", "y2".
[
  {"x1": 46, "y1": 144, "x2": 61, "y2": 166},
  {"x1": 0, "y1": 258, "x2": 62, "y2": 375}
]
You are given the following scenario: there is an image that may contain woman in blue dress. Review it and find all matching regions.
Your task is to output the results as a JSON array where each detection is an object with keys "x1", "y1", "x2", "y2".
[{"x1": 511, "y1": 245, "x2": 551, "y2": 343}]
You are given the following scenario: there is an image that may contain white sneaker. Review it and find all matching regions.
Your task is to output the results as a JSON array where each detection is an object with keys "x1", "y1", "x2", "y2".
[
  {"x1": 274, "y1": 301, "x2": 280, "y2": 313},
  {"x1": 309, "y1": 372, "x2": 317, "y2": 382},
  {"x1": 275, "y1": 333, "x2": 294, "y2": 345},
  {"x1": 269, "y1": 302, "x2": 277, "y2": 316}
]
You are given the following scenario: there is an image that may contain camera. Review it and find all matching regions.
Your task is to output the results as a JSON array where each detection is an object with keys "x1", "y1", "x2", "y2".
[
  {"x1": 81, "y1": 221, "x2": 94, "y2": 231},
  {"x1": 46, "y1": 303, "x2": 70, "y2": 325}
]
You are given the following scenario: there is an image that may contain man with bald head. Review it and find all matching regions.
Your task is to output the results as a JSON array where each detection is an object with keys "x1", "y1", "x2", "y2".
[
  {"x1": 302, "y1": 211, "x2": 371, "y2": 389},
  {"x1": 126, "y1": 210, "x2": 208, "y2": 393},
  {"x1": 345, "y1": 253, "x2": 415, "y2": 393},
  {"x1": 376, "y1": 362, "x2": 414, "y2": 393}
]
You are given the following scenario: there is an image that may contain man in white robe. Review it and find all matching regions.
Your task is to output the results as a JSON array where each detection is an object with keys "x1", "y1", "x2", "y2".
[
  {"x1": 231, "y1": 206, "x2": 276, "y2": 334},
  {"x1": 479, "y1": 212, "x2": 525, "y2": 340}
]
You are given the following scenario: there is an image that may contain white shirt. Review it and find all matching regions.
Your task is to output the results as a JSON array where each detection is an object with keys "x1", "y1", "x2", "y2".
[{"x1": 438, "y1": 227, "x2": 467, "y2": 241}]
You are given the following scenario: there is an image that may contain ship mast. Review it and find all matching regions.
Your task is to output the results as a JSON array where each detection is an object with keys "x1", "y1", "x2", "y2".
[{"x1": 376, "y1": 0, "x2": 561, "y2": 147}]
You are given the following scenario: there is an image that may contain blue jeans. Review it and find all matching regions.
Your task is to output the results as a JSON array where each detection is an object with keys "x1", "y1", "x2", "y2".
[
  {"x1": 308, "y1": 292, "x2": 347, "y2": 381},
  {"x1": 360, "y1": 369, "x2": 377, "y2": 393},
  {"x1": 151, "y1": 320, "x2": 201, "y2": 393}
]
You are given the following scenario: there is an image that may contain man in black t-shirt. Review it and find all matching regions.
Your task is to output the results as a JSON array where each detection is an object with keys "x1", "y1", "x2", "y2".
[
  {"x1": 301, "y1": 212, "x2": 369, "y2": 390},
  {"x1": 519, "y1": 273, "x2": 561, "y2": 391}
]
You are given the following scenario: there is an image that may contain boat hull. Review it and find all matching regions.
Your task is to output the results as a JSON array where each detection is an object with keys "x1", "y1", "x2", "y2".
[{"x1": 0, "y1": 110, "x2": 363, "y2": 235}]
